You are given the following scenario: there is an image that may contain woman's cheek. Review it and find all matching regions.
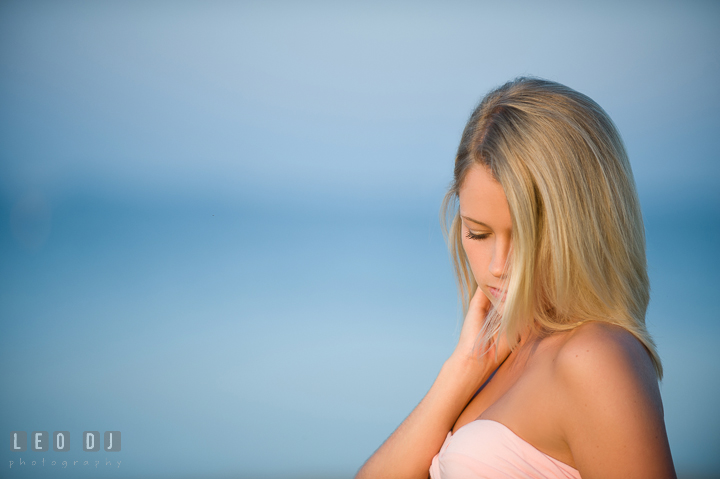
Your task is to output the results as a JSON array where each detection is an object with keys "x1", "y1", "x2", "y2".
[{"x1": 463, "y1": 243, "x2": 482, "y2": 284}]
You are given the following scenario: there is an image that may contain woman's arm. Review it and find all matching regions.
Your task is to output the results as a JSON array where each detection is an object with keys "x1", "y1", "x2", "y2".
[
  {"x1": 355, "y1": 291, "x2": 510, "y2": 479},
  {"x1": 555, "y1": 323, "x2": 676, "y2": 479}
]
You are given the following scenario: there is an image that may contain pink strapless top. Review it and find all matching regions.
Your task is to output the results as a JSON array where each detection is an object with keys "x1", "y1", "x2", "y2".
[{"x1": 429, "y1": 420, "x2": 581, "y2": 479}]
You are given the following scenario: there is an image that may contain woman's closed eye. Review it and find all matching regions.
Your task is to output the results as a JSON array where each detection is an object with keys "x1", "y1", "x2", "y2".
[{"x1": 465, "y1": 231, "x2": 490, "y2": 241}]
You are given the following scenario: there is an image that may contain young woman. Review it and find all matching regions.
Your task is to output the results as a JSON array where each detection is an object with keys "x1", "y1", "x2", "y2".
[{"x1": 356, "y1": 78, "x2": 676, "y2": 479}]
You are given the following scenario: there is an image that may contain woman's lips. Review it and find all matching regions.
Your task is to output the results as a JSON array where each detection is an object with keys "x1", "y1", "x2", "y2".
[{"x1": 488, "y1": 287, "x2": 507, "y2": 301}]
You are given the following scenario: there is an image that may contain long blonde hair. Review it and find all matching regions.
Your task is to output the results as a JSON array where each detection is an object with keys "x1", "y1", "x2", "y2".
[{"x1": 442, "y1": 77, "x2": 662, "y2": 378}]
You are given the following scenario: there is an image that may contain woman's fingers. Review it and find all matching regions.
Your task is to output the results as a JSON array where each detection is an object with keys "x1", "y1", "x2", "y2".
[
  {"x1": 471, "y1": 286, "x2": 491, "y2": 315},
  {"x1": 466, "y1": 287, "x2": 491, "y2": 329},
  {"x1": 455, "y1": 288, "x2": 492, "y2": 360},
  {"x1": 463, "y1": 288, "x2": 513, "y2": 368}
]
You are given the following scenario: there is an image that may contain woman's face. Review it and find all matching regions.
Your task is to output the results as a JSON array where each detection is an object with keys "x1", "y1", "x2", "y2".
[{"x1": 458, "y1": 164, "x2": 513, "y2": 307}]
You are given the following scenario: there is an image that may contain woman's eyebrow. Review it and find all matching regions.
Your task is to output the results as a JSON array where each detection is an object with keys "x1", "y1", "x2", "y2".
[{"x1": 461, "y1": 215, "x2": 491, "y2": 228}]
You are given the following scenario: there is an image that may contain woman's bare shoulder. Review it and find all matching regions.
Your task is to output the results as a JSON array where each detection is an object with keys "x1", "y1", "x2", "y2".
[
  {"x1": 543, "y1": 323, "x2": 674, "y2": 476},
  {"x1": 551, "y1": 321, "x2": 657, "y2": 386},
  {"x1": 547, "y1": 322, "x2": 673, "y2": 476}
]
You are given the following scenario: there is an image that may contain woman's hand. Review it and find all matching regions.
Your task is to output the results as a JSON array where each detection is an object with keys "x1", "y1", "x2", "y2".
[
  {"x1": 355, "y1": 287, "x2": 511, "y2": 479},
  {"x1": 450, "y1": 287, "x2": 511, "y2": 378}
]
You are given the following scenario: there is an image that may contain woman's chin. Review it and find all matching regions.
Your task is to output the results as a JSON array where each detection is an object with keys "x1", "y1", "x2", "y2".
[{"x1": 486, "y1": 296, "x2": 506, "y2": 315}]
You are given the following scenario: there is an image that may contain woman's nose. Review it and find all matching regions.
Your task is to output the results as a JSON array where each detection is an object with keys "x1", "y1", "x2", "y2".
[{"x1": 489, "y1": 239, "x2": 510, "y2": 278}]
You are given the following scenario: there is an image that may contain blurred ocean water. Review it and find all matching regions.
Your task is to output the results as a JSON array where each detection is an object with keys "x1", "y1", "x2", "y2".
[{"x1": 1, "y1": 193, "x2": 718, "y2": 478}]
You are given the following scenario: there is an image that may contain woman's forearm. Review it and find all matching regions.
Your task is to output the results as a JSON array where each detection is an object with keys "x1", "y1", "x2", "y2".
[{"x1": 355, "y1": 355, "x2": 491, "y2": 479}]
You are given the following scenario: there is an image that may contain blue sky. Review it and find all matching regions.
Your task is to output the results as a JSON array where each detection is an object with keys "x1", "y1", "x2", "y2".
[{"x1": 1, "y1": 1, "x2": 718, "y2": 478}]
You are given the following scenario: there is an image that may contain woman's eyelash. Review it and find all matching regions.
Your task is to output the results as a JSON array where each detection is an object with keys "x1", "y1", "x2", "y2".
[{"x1": 465, "y1": 231, "x2": 489, "y2": 240}]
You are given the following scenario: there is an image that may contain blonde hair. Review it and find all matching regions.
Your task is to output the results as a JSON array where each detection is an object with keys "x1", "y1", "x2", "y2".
[{"x1": 441, "y1": 77, "x2": 662, "y2": 378}]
